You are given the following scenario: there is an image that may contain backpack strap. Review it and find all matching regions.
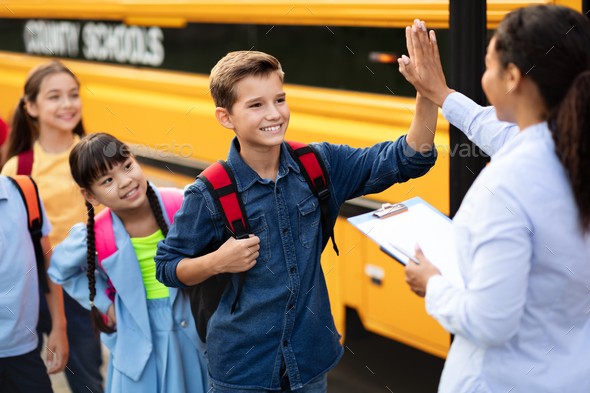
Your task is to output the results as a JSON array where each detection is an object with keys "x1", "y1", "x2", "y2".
[
  {"x1": 0, "y1": 117, "x2": 8, "y2": 148},
  {"x1": 285, "y1": 141, "x2": 339, "y2": 255},
  {"x1": 94, "y1": 209, "x2": 117, "y2": 269},
  {"x1": 94, "y1": 208, "x2": 117, "y2": 302},
  {"x1": 198, "y1": 160, "x2": 250, "y2": 239},
  {"x1": 157, "y1": 187, "x2": 184, "y2": 225},
  {"x1": 17, "y1": 149, "x2": 34, "y2": 176},
  {"x1": 8, "y1": 175, "x2": 49, "y2": 293},
  {"x1": 198, "y1": 160, "x2": 249, "y2": 314}
]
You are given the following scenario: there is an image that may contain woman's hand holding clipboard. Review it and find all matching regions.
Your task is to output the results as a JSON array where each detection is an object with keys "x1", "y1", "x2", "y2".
[{"x1": 404, "y1": 244, "x2": 442, "y2": 298}]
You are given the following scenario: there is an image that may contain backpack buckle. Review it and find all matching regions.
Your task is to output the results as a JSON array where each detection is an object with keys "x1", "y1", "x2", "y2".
[
  {"x1": 30, "y1": 218, "x2": 43, "y2": 240},
  {"x1": 30, "y1": 227, "x2": 42, "y2": 240},
  {"x1": 317, "y1": 188, "x2": 330, "y2": 201}
]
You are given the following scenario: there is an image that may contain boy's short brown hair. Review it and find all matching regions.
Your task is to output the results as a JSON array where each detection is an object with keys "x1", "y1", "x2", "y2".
[{"x1": 209, "y1": 51, "x2": 285, "y2": 113}]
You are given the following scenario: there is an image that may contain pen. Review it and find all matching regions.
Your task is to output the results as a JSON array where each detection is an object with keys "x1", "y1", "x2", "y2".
[{"x1": 388, "y1": 242, "x2": 420, "y2": 265}]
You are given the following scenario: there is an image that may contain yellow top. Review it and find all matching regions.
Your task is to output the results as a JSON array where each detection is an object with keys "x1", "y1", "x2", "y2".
[
  {"x1": 130, "y1": 229, "x2": 169, "y2": 299},
  {"x1": 1, "y1": 135, "x2": 87, "y2": 246}
]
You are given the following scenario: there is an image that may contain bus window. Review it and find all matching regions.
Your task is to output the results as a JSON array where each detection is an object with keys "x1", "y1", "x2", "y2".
[{"x1": 0, "y1": 19, "x2": 453, "y2": 97}]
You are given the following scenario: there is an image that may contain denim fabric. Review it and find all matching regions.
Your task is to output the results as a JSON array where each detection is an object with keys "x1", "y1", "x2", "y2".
[
  {"x1": 155, "y1": 136, "x2": 436, "y2": 389},
  {"x1": 208, "y1": 372, "x2": 327, "y2": 392}
]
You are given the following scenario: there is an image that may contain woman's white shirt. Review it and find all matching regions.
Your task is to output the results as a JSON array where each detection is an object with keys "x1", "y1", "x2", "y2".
[{"x1": 427, "y1": 92, "x2": 590, "y2": 393}]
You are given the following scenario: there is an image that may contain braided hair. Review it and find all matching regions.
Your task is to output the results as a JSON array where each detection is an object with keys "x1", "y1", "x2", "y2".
[
  {"x1": 146, "y1": 183, "x2": 169, "y2": 237},
  {"x1": 85, "y1": 200, "x2": 115, "y2": 334},
  {"x1": 70, "y1": 133, "x2": 170, "y2": 334}
]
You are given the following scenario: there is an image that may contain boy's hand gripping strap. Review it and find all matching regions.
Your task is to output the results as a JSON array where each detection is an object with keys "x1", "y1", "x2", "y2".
[
  {"x1": 8, "y1": 175, "x2": 49, "y2": 293},
  {"x1": 285, "y1": 141, "x2": 339, "y2": 255},
  {"x1": 198, "y1": 160, "x2": 249, "y2": 314}
]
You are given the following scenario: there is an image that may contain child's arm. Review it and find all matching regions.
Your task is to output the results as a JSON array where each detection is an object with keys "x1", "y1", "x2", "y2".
[
  {"x1": 156, "y1": 184, "x2": 261, "y2": 287},
  {"x1": 404, "y1": 92, "x2": 438, "y2": 153},
  {"x1": 41, "y1": 236, "x2": 69, "y2": 374},
  {"x1": 176, "y1": 234, "x2": 260, "y2": 286},
  {"x1": 48, "y1": 224, "x2": 113, "y2": 316}
]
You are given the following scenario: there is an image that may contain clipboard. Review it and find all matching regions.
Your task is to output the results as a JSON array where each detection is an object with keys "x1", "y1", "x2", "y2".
[{"x1": 347, "y1": 197, "x2": 465, "y2": 289}]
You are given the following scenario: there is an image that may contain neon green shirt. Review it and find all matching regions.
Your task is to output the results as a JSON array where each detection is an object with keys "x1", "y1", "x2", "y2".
[{"x1": 130, "y1": 230, "x2": 169, "y2": 299}]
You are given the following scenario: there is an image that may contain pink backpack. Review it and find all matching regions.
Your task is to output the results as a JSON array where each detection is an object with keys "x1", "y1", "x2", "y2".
[{"x1": 94, "y1": 187, "x2": 183, "y2": 303}]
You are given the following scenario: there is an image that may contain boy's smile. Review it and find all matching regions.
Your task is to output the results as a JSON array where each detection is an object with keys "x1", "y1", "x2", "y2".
[{"x1": 217, "y1": 73, "x2": 290, "y2": 153}]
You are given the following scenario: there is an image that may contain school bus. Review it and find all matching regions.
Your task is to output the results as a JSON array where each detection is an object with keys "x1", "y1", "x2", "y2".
[{"x1": 0, "y1": 0, "x2": 582, "y2": 358}]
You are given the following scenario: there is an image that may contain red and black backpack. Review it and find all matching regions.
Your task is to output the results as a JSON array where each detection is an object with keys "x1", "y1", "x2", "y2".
[{"x1": 190, "y1": 141, "x2": 339, "y2": 343}]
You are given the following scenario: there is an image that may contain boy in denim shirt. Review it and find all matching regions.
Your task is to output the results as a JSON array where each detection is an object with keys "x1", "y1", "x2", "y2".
[{"x1": 155, "y1": 51, "x2": 438, "y2": 392}]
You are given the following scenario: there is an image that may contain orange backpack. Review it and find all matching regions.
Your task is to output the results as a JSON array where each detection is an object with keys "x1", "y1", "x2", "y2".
[{"x1": 8, "y1": 175, "x2": 49, "y2": 293}]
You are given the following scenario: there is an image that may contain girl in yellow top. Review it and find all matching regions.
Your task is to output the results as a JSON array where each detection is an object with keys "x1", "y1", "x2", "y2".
[{"x1": 1, "y1": 60, "x2": 104, "y2": 393}]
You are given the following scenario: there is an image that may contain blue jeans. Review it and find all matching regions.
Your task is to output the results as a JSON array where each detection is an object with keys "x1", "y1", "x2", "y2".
[
  {"x1": 208, "y1": 373, "x2": 327, "y2": 393},
  {"x1": 36, "y1": 288, "x2": 104, "y2": 393}
]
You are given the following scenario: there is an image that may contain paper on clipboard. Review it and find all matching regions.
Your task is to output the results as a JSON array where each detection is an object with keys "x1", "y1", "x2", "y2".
[{"x1": 352, "y1": 202, "x2": 465, "y2": 289}]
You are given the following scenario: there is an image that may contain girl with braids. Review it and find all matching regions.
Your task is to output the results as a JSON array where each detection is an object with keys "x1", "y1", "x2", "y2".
[
  {"x1": 399, "y1": 8, "x2": 590, "y2": 393},
  {"x1": 0, "y1": 59, "x2": 104, "y2": 393},
  {"x1": 48, "y1": 132, "x2": 206, "y2": 392},
  {"x1": 48, "y1": 133, "x2": 256, "y2": 393}
]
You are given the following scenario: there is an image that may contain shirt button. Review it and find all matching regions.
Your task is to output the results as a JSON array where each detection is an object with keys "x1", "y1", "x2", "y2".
[
  {"x1": 283, "y1": 228, "x2": 289, "y2": 234},
  {"x1": 291, "y1": 267, "x2": 296, "y2": 273},
  {"x1": 277, "y1": 188, "x2": 281, "y2": 194},
  {"x1": 283, "y1": 340, "x2": 288, "y2": 346},
  {"x1": 180, "y1": 320, "x2": 188, "y2": 328}
]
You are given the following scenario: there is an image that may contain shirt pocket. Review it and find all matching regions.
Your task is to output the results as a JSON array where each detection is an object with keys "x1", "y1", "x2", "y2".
[
  {"x1": 249, "y1": 214, "x2": 271, "y2": 264},
  {"x1": 298, "y1": 194, "x2": 321, "y2": 249}
]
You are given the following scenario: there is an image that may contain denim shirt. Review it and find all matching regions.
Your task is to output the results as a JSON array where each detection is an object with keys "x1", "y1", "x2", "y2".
[{"x1": 155, "y1": 136, "x2": 436, "y2": 389}]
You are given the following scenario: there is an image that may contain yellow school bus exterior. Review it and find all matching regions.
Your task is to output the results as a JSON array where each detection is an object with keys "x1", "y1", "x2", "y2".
[{"x1": 0, "y1": 0, "x2": 581, "y2": 358}]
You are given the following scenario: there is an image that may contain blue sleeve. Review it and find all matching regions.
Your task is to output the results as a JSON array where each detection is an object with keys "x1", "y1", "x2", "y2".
[
  {"x1": 441, "y1": 92, "x2": 520, "y2": 156},
  {"x1": 314, "y1": 135, "x2": 437, "y2": 208},
  {"x1": 47, "y1": 223, "x2": 112, "y2": 314},
  {"x1": 40, "y1": 198, "x2": 52, "y2": 238},
  {"x1": 155, "y1": 182, "x2": 223, "y2": 288}
]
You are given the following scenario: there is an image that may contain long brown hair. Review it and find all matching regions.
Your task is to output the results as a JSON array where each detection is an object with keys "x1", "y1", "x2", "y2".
[
  {"x1": 6, "y1": 59, "x2": 85, "y2": 160},
  {"x1": 70, "y1": 133, "x2": 169, "y2": 334},
  {"x1": 495, "y1": 5, "x2": 590, "y2": 231}
]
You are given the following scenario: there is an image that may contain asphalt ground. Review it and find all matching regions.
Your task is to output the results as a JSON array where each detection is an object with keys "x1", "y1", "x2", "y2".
[{"x1": 327, "y1": 330, "x2": 444, "y2": 392}]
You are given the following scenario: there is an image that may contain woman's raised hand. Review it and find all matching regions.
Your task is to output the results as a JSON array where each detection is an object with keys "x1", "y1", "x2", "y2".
[{"x1": 398, "y1": 19, "x2": 454, "y2": 107}]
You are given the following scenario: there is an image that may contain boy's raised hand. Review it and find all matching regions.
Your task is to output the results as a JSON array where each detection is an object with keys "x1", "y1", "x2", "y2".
[
  {"x1": 398, "y1": 19, "x2": 454, "y2": 107},
  {"x1": 215, "y1": 234, "x2": 260, "y2": 274}
]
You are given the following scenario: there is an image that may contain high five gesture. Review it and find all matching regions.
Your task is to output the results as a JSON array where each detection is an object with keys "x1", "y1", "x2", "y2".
[{"x1": 398, "y1": 20, "x2": 455, "y2": 107}]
